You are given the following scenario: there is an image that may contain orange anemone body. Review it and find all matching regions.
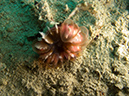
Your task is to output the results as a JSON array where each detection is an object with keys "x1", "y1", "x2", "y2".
[{"x1": 32, "y1": 19, "x2": 89, "y2": 66}]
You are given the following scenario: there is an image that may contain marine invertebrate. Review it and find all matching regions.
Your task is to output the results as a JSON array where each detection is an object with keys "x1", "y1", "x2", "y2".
[{"x1": 32, "y1": 19, "x2": 89, "y2": 66}]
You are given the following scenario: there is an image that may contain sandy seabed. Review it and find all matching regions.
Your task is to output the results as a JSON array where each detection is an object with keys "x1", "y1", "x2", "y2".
[{"x1": 0, "y1": 0, "x2": 129, "y2": 96}]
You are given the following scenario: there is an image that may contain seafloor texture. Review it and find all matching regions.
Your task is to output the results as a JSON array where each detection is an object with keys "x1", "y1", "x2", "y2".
[{"x1": 0, "y1": 0, "x2": 129, "y2": 96}]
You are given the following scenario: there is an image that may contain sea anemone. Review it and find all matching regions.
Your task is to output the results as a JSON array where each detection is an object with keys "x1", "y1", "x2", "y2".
[{"x1": 32, "y1": 19, "x2": 89, "y2": 66}]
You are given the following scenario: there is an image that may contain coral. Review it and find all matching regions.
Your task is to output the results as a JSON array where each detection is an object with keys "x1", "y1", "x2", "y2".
[{"x1": 32, "y1": 19, "x2": 89, "y2": 66}]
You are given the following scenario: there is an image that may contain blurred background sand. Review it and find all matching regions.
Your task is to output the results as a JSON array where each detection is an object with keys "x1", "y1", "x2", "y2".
[{"x1": 0, "y1": 0, "x2": 129, "y2": 96}]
